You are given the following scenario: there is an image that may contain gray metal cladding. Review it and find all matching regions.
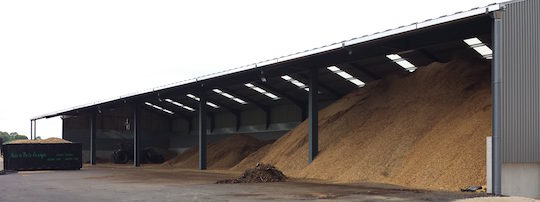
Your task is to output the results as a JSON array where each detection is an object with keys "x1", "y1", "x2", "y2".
[{"x1": 500, "y1": 0, "x2": 540, "y2": 163}]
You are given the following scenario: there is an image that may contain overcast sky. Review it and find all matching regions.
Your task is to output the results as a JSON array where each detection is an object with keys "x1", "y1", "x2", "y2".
[{"x1": 0, "y1": 0, "x2": 503, "y2": 139}]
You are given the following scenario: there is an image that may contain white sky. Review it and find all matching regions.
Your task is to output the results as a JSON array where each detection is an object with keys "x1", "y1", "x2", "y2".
[{"x1": 0, "y1": 0, "x2": 503, "y2": 139}]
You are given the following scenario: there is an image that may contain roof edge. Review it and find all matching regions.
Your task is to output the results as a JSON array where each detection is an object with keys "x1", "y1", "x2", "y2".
[{"x1": 31, "y1": 2, "x2": 502, "y2": 121}]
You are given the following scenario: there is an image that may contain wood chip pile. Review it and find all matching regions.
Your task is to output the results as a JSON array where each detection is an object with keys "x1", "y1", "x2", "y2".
[
  {"x1": 162, "y1": 134, "x2": 271, "y2": 169},
  {"x1": 232, "y1": 58, "x2": 492, "y2": 191},
  {"x1": 7, "y1": 137, "x2": 72, "y2": 144}
]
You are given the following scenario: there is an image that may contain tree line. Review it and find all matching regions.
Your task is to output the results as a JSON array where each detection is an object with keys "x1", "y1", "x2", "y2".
[{"x1": 0, "y1": 131, "x2": 30, "y2": 144}]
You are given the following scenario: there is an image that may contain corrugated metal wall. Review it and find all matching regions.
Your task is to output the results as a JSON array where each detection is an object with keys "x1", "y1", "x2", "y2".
[{"x1": 500, "y1": 0, "x2": 540, "y2": 163}]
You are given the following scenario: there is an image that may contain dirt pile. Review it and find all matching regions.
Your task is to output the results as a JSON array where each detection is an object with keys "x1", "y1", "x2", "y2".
[
  {"x1": 162, "y1": 134, "x2": 270, "y2": 169},
  {"x1": 217, "y1": 163, "x2": 287, "y2": 184},
  {"x1": 233, "y1": 58, "x2": 492, "y2": 191},
  {"x1": 8, "y1": 137, "x2": 72, "y2": 144}
]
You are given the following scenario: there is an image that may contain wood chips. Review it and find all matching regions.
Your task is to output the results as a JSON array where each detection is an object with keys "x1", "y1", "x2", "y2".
[
  {"x1": 232, "y1": 58, "x2": 492, "y2": 191},
  {"x1": 7, "y1": 137, "x2": 72, "y2": 144},
  {"x1": 162, "y1": 134, "x2": 271, "y2": 169}
]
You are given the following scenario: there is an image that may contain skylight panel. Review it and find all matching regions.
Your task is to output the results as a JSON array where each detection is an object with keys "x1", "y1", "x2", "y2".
[
  {"x1": 350, "y1": 79, "x2": 365, "y2": 86},
  {"x1": 186, "y1": 94, "x2": 199, "y2": 100},
  {"x1": 145, "y1": 102, "x2": 174, "y2": 114},
  {"x1": 164, "y1": 99, "x2": 195, "y2": 111},
  {"x1": 463, "y1": 37, "x2": 493, "y2": 59},
  {"x1": 186, "y1": 94, "x2": 220, "y2": 108},
  {"x1": 281, "y1": 75, "x2": 309, "y2": 91},
  {"x1": 386, "y1": 54, "x2": 417, "y2": 72},
  {"x1": 244, "y1": 83, "x2": 280, "y2": 100},
  {"x1": 212, "y1": 89, "x2": 247, "y2": 104},
  {"x1": 326, "y1": 66, "x2": 366, "y2": 87},
  {"x1": 206, "y1": 102, "x2": 219, "y2": 108}
]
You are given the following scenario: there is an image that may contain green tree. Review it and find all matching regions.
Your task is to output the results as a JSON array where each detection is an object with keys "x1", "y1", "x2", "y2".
[{"x1": 0, "y1": 130, "x2": 28, "y2": 143}]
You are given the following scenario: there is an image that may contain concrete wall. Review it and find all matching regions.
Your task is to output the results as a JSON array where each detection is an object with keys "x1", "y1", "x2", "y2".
[{"x1": 502, "y1": 163, "x2": 540, "y2": 198}]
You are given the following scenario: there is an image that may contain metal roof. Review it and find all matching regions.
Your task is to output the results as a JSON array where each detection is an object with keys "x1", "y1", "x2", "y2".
[{"x1": 32, "y1": 2, "x2": 502, "y2": 120}]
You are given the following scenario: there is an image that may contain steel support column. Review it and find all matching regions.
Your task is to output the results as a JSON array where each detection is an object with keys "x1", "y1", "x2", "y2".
[
  {"x1": 210, "y1": 113, "x2": 215, "y2": 133},
  {"x1": 133, "y1": 105, "x2": 140, "y2": 167},
  {"x1": 235, "y1": 112, "x2": 241, "y2": 132},
  {"x1": 31, "y1": 120, "x2": 37, "y2": 140},
  {"x1": 265, "y1": 109, "x2": 271, "y2": 130},
  {"x1": 30, "y1": 120, "x2": 33, "y2": 140},
  {"x1": 90, "y1": 113, "x2": 97, "y2": 165},
  {"x1": 491, "y1": 11, "x2": 502, "y2": 195},
  {"x1": 198, "y1": 88, "x2": 207, "y2": 170},
  {"x1": 61, "y1": 118, "x2": 65, "y2": 140},
  {"x1": 308, "y1": 68, "x2": 319, "y2": 163}
]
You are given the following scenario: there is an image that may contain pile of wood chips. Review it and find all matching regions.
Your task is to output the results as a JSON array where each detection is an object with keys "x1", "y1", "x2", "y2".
[
  {"x1": 7, "y1": 137, "x2": 71, "y2": 144},
  {"x1": 232, "y1": 58, "x2": 492, "y2": 191}
]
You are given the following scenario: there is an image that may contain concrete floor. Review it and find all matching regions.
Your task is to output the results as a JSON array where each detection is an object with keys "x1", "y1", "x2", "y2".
[{"x1": 0, "y1": 161, "x2": 489, "y2": 202}]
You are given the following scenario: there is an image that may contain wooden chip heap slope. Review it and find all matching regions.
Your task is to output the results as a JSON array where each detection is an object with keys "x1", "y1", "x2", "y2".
[
  {"x1": 162, "y1": 134, "x2": 270, "y2": 169},
  {"x1": 233, "y1": 58, "x2": 492, "y2": 191}
]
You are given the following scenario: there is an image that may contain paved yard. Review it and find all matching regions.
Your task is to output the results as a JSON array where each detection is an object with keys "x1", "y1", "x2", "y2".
[{"x1": 0, "y1": 162, "x2": 488, "y2": 202}]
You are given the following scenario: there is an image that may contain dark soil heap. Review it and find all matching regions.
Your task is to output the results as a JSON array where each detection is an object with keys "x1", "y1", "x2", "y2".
[{"x1": 217, "y1": 163, "x2": 287, "y2": 184}]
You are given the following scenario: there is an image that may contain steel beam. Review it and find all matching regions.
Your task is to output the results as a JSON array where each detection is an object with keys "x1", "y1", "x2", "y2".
[
  {"x1": 133, "y1": 105, "x2": 140, "y2": 167},
  {"x1": 417, "y1": 49, "x2": 444, "y2": 63},
  {"x1": 221, "y1": 87, "x2": 269, "y2": 111},
  {"x1": 297, "y1": 73, "x2": 343, "y2": 98},
  {"x1": 202, "y1": 99, "x2": 242, "y2": 132},
  {"x1": 308, "y1": 68, "x2": 319, "y2": 163},
  {"x1": 198, "y1": 88, "x2": 207, "y2": 170},
  {"x1": 254, "y1": 81, "x2": 307, "y2": 108},
  {"x1": 90, "y1": 113, "x2": 97, "y2": 165},
  {"x1": 491, "y1": 11, "x2": 502, "y2": 195},
  {"x1": 203, "y1": 98, "x2": 239, "y2": 114},
  {"x1": 342, "y1": 63, "x2": 381, "y2": 81},
  {"x1": 220, "y1": 87, "x2": 271, "y2": 127}
]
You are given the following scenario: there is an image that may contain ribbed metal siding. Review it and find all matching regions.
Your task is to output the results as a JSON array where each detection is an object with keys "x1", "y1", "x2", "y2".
[{"x1": 500, "y1": 0, "x2": 540, "y2": 163}]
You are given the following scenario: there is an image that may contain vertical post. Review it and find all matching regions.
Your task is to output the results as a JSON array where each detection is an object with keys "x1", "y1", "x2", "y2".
[
  {"x1": 90, "y1": 113, "x2": 97, "y2": 165},
  {"x1": 235, "y1": 113, "x2": 241, "y2": 132},
  {"x1": 210, "y1": 113, "x2": 215, "y2": 133},
  {"x1": 492, "y1": 11, "x2": 502, "y2": 195},
  {"x1": 308, "y1": 68, "x2": 319, "y2": 163},
  {"x1": 61, "y1": 118, "x2": 65, "y2": 140},
  {"x1": 30, "y1": 120, "x2": 33, "y2": 140},
  {"x1": 33, "y1": 120, "x2": 37, "y2": 140},
  {"x1": 188, "y1": 118, "x2": 193, "y2": 134},
  {"x1": 265, "y1": 109, "x2": 271, "y2": 130},
  {"x1": 133, "y1": 105, "x2": 140, "y2": 167},
  {"x1": 199, "y1": 87, "x2": 207, "y2": 170}
]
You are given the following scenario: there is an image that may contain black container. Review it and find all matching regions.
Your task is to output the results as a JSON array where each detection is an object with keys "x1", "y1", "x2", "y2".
[{"x1": 2, "y1": 143, "x2": 82, "y2": 171}]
